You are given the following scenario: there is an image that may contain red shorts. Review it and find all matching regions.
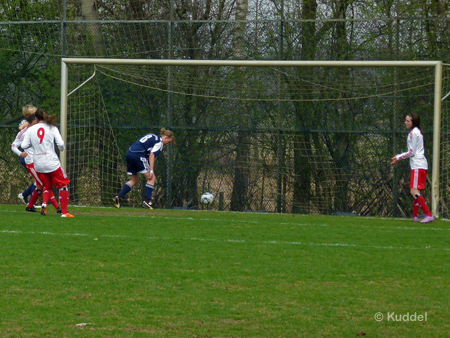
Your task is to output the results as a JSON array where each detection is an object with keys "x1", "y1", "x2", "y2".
[
  {"x1": 37, "y1": 167, "x2": 71, "y2": 190},
  {"x1": 410, "y1": 169, "x2": 427, "y2": 190},
  {"x1": 25, "y1": 163, "x2": 43, "y2": 187}
]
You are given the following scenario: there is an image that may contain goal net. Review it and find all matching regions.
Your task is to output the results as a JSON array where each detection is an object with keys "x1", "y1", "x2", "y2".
[{"x1": 61, "y1": 59, "x2": 448, "y2": 217}]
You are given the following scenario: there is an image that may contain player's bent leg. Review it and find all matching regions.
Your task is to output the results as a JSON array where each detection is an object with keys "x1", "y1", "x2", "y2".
[
  {"x1": 18, "y1": 193, "x2": 27, "y2": 204},
  {"x1": 59, "y1": 187, "x2": 70, "y2": 215},
  {"x1": 40, "y1": 203, "x2": 47, "y2": 216},
  {"x1": 21, "y1": 183, "x2": 35, "y2": 203},
  {"x1": 140, "y1": 172, "x2": 155, "y2": 209},
  {"x1": 27, "y1": 188, "x2": 42, "y2": 210},
  {"x1": 48, "y1": 191, "x2": 60, "y2": 211},
  {"x1": 141, "y1": 200, "x2": 153, "y2": 209},
  {"x1": 113, "y1": 195, "x2": 121, "y2": 209},
  {"x1": 41, "y1": 188, "x2": 51, "y2": 216},
  {"x1": 114, "y1": 175, "x2": 140, "y2": 208}
]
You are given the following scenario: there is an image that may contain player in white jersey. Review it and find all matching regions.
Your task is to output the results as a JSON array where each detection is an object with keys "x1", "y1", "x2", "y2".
[
  {"x1": 21, "y1": 109, "x2": 74, "y2": 218},
  {"x1": 12, "y1": 119, "x2": 37, "y2": 206},
  {"x1": 12, "y1": 111, "x2": 62, "y2": 213},
  {"x1": 14, "y1": 105, "x2": 38, "y2": 205},
  {"x1": 390, "y1": 113, "x2": 434, "y2": 223}
]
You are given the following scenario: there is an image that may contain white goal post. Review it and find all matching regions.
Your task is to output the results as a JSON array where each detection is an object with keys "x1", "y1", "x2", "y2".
[{"x1": 60, "y1": 58, "x2": 444, "y2": 216}]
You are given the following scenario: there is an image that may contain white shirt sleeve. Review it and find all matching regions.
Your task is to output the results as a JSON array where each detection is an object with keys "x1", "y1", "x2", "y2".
[
  {"x1": 11, "y1": 138, "x2": 22, "y2": 156},
  {"x1": 11, "y1": 128, "x2": 28, "y2": 156},
  {"x1": 21, "y1": 129, "x2": 31, "y2": 150},
  {"x1": 53, "y1": 127, "x2": 65, "y2": 151},
  {"x1": 396, "y1": 129, "x2": 416, "y2": 161}
]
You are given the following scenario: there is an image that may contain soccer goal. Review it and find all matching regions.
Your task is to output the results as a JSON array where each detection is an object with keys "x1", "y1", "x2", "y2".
[{"x1": 60, "y1": 58, "x2": 448, "y2": 217}]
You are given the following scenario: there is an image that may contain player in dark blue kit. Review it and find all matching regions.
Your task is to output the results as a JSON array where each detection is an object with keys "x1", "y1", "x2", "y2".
[{"x1": 113, "y1": 128, "x2": 175, "y2": 209}]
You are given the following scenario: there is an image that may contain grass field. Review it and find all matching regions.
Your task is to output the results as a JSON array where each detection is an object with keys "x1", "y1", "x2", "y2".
[{"x1": 0, "y1": 204, "x2": 449, "y2": 337}]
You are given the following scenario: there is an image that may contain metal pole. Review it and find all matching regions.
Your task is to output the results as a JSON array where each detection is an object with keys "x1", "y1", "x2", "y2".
[
  {"x1": 60, "y1": 60, "x2": 68, "y2": 171},
  {"x1": 392, "y1": 8, "x2": 400, "y2": 216},
  {"x1": 166, "y1": 0, "x2": 175, "y2": 209},
  {"x1": 431, "y1": 62, "x2": 443, "y2": 217},
  {"x1": 59, "y1": 0, "x2": 67, "y2": 171},
  {"x1": 276, "y1": 0, "x2": 285, "y2": 213}
]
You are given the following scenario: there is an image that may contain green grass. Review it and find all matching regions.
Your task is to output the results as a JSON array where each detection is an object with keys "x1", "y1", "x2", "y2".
[{"x1": 0, "y1": 204, "x2": 449, "y2": 337}]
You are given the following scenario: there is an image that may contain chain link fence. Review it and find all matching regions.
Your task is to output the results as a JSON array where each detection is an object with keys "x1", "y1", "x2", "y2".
[{"x1": 0, "y1": 6, "x2": 449, "y2": 215}]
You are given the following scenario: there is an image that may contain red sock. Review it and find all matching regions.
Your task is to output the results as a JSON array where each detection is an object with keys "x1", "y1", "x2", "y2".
[
  {"x1": 59, "y1": 188, "x2": 69, "y2": 214},
  {"x1": 413, "y1": 201, "x2": 420, "y2": 218},
  {"x1": 49, "y1": 191, "x2": 59, "y2": 210},
  {"x1": 27, "y1": 189, "x2": 42, "y2": 208},
  {"x1": 42, "y1": 189, "x2": 50, "y2": 206},
  {"x1": 416, "y1": 195, "x2": 432, "y2": 217}
]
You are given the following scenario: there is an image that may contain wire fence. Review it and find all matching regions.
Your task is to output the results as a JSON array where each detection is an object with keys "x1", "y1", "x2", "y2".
[{"x1": 0, "y1": 7, "x2": 449, "y2": 215}]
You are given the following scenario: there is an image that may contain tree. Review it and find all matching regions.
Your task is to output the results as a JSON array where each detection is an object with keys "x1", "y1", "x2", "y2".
[
  {"x1": 229, "y1": 0, "x2": 251, "y2": 211},
  {"x1": 0, "y1": 1, "x2": 61, "y2": 124},
  {"x1": 80, "y1": 0, "x2": 105, "y2": 56}
]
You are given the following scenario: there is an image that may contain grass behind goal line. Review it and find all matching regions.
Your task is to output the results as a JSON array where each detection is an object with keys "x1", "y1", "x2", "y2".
[{"x1": 0, "y1": 204, "x2": 449, "y2": 337}]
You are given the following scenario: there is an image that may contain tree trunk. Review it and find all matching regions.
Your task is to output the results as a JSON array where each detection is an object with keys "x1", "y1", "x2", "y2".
[
  {"x1": 230, "y1": 0, "x2": 250, "y2": 212},
  {"x1": 81, "y1": 0, "x2": 104, "y2": 56}
]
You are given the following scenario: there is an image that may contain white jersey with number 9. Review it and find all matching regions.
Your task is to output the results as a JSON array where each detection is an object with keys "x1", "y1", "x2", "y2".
[{"x1": 21, "y1": 122, "x2": 65, "y2": 173}]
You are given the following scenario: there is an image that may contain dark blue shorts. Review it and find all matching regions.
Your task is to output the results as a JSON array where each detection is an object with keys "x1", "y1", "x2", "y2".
[
  {"x1": 126, "y1": 151, "x2": 150, "y2": 175},
  {"x1": 20, "y1": 156, "x2": 27, "y2": 171}
]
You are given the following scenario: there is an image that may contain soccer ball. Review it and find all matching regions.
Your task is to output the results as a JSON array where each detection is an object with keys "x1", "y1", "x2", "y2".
[{"x1": 201, "y1": 192, "x2": 214, "y2": 204}]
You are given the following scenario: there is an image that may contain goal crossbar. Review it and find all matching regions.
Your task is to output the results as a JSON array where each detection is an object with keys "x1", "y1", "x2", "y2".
[
  {"x1": 62, "y1": 58, "x2": 442, "y2": 68},
  {"x1": 60, "y1": 58, "x2": 444, "y2": 216}
]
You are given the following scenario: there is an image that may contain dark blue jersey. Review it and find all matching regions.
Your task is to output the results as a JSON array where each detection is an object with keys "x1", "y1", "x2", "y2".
[{"x1": 128, "y1": 134, "x2": 164, "y2": 158}]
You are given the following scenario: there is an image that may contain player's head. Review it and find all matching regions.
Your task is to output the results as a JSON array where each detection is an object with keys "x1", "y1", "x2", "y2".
[
  {"x1": 35, "y1": 108, "x2": 57, "y2": 126},
  {"x1": 25, "y1": 113, "x2": 36, "y2": 125},
  {"x1": 35, "y1": 108, "x2": 45, "y2": 121},
  {"x1": 22, "y1": 105, "x2": 37, "y2": 118},
  {"x1": 160, "y1": 128, "x2": 175, "y2": 145},
  {"x1": 406, "y1": 113, "x2": 421, "y2": 131}
]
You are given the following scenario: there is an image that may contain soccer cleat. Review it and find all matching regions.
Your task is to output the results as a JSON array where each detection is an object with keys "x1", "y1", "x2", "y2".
[
  {"x1": 18, "y1": 193, "x2": 27, "y2": 204},
  {"x1": 26, "y1": 207, "x2": 37, "y2": 212},
  {"x1": 113, "y1": 196, "x2": 121, "y2": 209},
  {"x1": 413, "y1": 217, "x2": 419, "y2": 222},
  {"x1": 56, "y1": 207, "x2": 62, "y2": 214},
  {"x1": 61, "y1": 213, "x2": 75, "y2": 218},
  {"x1": 420, "y1": 215, "x2": 435, "y2": 223},
  {"x1": 40, "y1": 203, "x2": 47, "y2": 216},
  {"x1": 141, "y1": 201, "x2": 153, "y2": 209}
]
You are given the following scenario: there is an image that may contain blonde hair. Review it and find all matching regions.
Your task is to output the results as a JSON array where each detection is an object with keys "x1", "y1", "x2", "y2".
[
  {"x1": 22, "y1": 105, "x2": 37, "y2": 118},
  {"x1": 160, "y1": 128, "x2": 175, "y2": 144}
]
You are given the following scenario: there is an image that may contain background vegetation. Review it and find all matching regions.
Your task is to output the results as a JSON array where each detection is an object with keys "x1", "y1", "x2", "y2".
[{"x1": 0, "y1": 0, "x2": 449, "y2": 216}]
